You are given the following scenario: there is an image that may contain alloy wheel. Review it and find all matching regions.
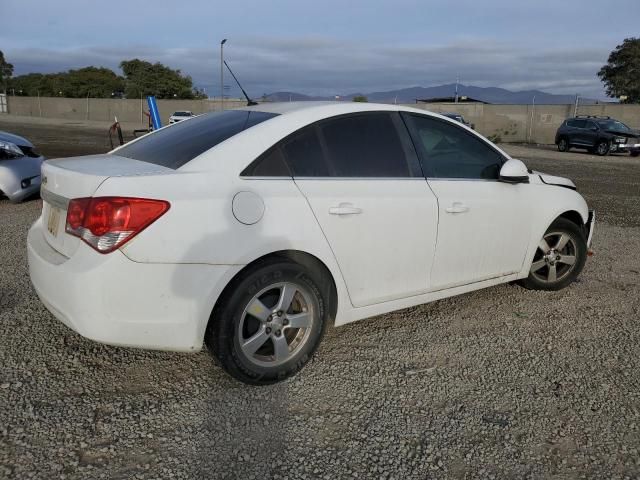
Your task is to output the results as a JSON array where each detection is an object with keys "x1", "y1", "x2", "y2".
[
  {"x1": 597, "y1": 141, "x2": 609, "y2": 156},
  {"x1": 237, "y1": 282, "x2": 315, "y2": 368},
  {"x1": 558, "y1": 138, "x2": 568, "y2": 152},
  {"x1": 530, "y1": 231, "x2": 578, "y2": 283}
]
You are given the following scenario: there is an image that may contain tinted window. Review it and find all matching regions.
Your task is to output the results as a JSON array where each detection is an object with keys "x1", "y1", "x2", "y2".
[
  {"x1": 241, "y1": 147, "x2": 291, "y2": 177},
  {"x1": 282, "y1": 126, "x2": 330, "y2": 177},
  {"x1": 566, "y1": 120, "x2": 578, "y2": 128},
  {"x1": 403, "y1": 113, "x2": 505, "y2": 180},
  {"x1": 115, "y1": 110, "x2": 278, "y2": 169},
  {"x1": 573, "y1": 119, "x2": 587, "y2": 128},
  {"x1": 318, "y1": 113, "x2": 414, "y2": 177},
  {"x1": 596, "y1": 119, "x2": 630, "y2": 132}
]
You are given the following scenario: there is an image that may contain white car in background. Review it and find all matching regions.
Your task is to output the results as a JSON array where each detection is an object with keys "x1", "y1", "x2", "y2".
[
  {"x1": 168, "y1": 111, "x2": 195, "y2": 124},
  {"x1": 27, "y1": 102, "x2": 594, "y2": 384},
  {"x1": 0, "y1": 130, "x2": 44, "y2": 202}
]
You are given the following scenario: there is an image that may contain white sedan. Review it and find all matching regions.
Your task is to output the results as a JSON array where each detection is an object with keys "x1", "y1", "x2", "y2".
[
  {"x1": 27, "y1": 102, "x2": 594, "y2": 384},
  {"x1": 168, "y1": 111, "x2": 195, "y2": 124}
]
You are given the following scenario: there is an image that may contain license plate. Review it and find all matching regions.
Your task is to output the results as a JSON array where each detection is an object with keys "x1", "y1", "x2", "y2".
[{"x1": 47, "y1": 206, "x2": 61, "y2": 237}]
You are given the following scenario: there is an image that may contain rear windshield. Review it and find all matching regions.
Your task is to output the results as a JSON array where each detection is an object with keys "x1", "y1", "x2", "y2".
[
  {"x1": 173, "y1": 111, "x2": 192, "y2": 116},
  {"x1": 115, "y1": 110, "x2": 278, "y2": 169}
]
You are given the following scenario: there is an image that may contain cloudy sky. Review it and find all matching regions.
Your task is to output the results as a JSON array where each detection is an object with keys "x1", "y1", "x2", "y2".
[{"x1": 2, "y1": 0, "x2": 639, "y2": 99}]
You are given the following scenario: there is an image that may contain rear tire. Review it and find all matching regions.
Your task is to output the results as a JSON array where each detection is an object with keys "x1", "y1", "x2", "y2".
[
  {"x1": 596, "y1": 140, "x2": 610, "y2": 156},
  {"x1": 520, "y1": 218, "x2": 587, "y2": 291},
  {"x1": 631, "y1": 151, "x2": 639, "y2": 158},
  {"x1": 206, "y1": 258, "x2": 330, "y2": 385},
  {"x1": 557, "y1": 137, "x2": 569, "y2": 152}
]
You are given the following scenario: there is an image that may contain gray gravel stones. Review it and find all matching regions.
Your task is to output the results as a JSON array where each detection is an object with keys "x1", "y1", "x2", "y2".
[{"x1": 1, "y1": 131, "x2": 640, "y2": 479}]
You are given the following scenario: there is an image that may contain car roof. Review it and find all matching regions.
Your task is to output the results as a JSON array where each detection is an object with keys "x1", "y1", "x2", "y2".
[{"x1": 238, "y1": 101, "x2": 431, "y2": 117}]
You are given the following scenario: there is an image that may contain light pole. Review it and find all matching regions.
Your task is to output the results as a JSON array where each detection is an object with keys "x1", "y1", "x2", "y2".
[{"x1": 220, "y1": 38, "x2": 227, "y2": 111}]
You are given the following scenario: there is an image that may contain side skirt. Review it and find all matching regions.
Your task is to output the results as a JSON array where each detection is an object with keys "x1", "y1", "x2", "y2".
[{"x1": 335, "y1": 273, "x2": 520, "y2": 326}]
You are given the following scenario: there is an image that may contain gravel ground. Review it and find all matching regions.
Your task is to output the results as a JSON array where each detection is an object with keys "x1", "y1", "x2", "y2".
[{"x1": 1, "y1": 119, "x2": 640, "y2": 479}]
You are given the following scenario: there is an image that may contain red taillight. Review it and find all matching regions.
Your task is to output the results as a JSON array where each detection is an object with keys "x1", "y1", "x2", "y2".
[
  {"x1": 65, "y1": 197, "x2": 170, "y2": 254},
  {"x1": 66, "y1": 198, "x2": 89, "y2": 230}
]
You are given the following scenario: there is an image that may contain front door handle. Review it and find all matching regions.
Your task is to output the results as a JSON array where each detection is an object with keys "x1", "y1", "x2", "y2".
[
  {"x1": 445, "y1": 202, "x2": 469, "y2": 214},
  {"x1": 329, "y1": 203, "x2": 362, "y2": 215}
]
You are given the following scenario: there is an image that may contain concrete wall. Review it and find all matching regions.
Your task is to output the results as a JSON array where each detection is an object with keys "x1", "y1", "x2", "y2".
[
  {"x1": 2, "y1": 96, "x2": 640, "y2": 145},
  {"x1": 409, "y1": 103, "x2": 640, "y2": 144},
  {"x1": 2, "y1": 96, "x2": 248, "y2": 127}
]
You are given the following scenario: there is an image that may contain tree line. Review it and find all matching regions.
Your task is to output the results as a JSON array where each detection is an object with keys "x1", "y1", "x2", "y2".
[{"x1": 0, "y1": 53, "x2": 206, "y2": 99}]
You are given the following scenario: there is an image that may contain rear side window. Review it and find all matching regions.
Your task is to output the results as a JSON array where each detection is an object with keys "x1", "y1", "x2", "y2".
[
  {"x1": 318, "y1": 113, "x2": 416, "y2": 177},
  {"x1": 282, "y1": 126, "x2": 330, "y2": 177},
  {"x1": 241, "y1": 147, "x2": 291, "y2": 177},
  {"x1": 115, "y1": 110, "x2": 278, "y2": 169}
]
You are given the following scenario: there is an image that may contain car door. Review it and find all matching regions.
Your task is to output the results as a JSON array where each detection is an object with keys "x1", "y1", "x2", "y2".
[
  {"x1": 582, "y1": 120, "x2": 600, "y2": 148},
  {"x1": 571, "y1": 119, "x2": 590, "y2": 146},
  {"x1": 402, "y1": 112, "x2": 532, "y2": 290},
  {"x1": 282, "y1": 112, "x2": 439, "y2": 308}
]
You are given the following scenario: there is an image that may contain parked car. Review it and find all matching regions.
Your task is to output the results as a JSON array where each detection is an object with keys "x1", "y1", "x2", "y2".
[
  {"x1": 28, "y1": 102, "x2": 594, "y2": 384},
  {"x1": 0, "y1": 131, "x2": 44, "y2": 203},
  {"x1": 555, "y1": 115, "x2": 640, "y2": 156},
  {"x1": 440, "y1": 112, "x2": 474, "y2": 129},
  {"x1": 169, "y1": 111, "x2": 195, "y2": 124}
]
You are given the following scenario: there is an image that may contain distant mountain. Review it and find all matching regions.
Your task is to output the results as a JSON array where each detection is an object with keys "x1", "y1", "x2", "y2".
[
  {"x1": 264, "y1": 91, "x2": 326, "y2": 102},
  {"x1": 265, "y1": 84, "x2": 602, "y2": 105}
]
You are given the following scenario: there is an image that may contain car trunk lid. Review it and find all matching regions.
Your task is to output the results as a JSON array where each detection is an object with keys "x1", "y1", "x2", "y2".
[{"x1": 40, "y1": 154, "x2": 171, "y2": 258}]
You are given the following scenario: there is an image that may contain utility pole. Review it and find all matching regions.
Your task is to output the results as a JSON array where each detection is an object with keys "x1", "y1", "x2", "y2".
[
  {"x1": 455, "y1": 74, "x2": 459, "y2": 103},
  {"x1": 528, "y1": 95, "x2": 536, "y2": 144},
  {"x1": 220, "y1": 38, "x2": 227, "y2": 111},
  {"x1": 573, "y1": 94, "x2": 580, "y2": 117}
]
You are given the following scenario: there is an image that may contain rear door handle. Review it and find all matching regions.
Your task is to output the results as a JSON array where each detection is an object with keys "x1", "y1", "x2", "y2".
[
  {"x1": 329, "y1": 203, "x2": 362, "y2": 215},
  {"x1": 445, "y1": 202, "x2": 469, "y2": 214}
]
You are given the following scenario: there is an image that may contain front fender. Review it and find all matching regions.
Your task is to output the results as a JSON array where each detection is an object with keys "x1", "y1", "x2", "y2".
[{"x1": 519, "y1": 185, "x2": 589, "y2": 278}]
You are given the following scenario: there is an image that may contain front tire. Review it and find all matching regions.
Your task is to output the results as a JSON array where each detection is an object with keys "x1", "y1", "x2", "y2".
[
  {"x1": 596, "y1": 140, "x2": 610, "y2": 156},
  {"x1": 520, "y1": 218, "x2": 587, "y2": 291},
  {"x1": 206, "y1": 258, "x2": 330, "y2": 385},
  {"x1": 557, "y1": 137, "x2": 569, "y2": 152}
]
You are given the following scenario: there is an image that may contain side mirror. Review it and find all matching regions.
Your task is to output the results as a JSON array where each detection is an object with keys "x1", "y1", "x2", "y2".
[{"x1": 499, "y1": 159, "x2": 529, "y2": 184}]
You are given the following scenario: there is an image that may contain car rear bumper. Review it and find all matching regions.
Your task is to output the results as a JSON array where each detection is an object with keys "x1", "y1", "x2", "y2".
[{"x1": 27, "y1": 217, "x2": 235, "y2": 352}]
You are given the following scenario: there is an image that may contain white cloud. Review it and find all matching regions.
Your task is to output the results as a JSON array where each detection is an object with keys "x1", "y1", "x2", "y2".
[{"x1": 6, "y1": 37, "x2": 611, "y2": 99}]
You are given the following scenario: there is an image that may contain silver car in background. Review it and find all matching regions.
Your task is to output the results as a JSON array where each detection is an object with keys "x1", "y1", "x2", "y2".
[{"x1": 0, "y1": 131, "x2": 44, "y2": 203}]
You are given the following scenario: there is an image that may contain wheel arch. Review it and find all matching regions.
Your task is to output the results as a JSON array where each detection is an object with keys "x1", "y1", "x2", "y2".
[
  {"x1": 207, "y1": 249, "x2": 339, "y2": 334},
  {"x1": 556, "y1": 209, "x2": 585, "y2": 228},
  {"x1": 520, "y1": 202, "x2": 589, "y2": 279}
]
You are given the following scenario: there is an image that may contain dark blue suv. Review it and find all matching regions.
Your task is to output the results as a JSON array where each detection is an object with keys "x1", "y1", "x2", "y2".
[{"x1": 555, "y1": 115, "x2": 640, "y2": 157}]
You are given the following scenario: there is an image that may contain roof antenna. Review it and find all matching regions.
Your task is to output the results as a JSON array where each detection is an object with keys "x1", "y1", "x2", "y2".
[{"x1": 224, "y1": 60, "x2": 258, "y2": 106}]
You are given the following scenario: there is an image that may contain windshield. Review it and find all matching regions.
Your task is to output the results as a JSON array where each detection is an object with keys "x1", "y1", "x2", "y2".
[
  {"x1": 115, "y1": 110, "x2": 279, "y2": 169},
  {"x1": 596, "y1": 120, "x2": 630, "y2": 133},
  {"x1": 173, "y1": 111, "x2": 192, "y2": 116}
]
